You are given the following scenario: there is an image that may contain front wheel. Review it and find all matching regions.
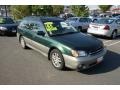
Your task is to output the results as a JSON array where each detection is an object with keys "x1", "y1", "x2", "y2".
[
  {"x1": 20, "y1": 36, "x2": 27, "y2": 49},
  {"x1": 50, "y1": 49, "x2": 65, "y2": 70},
  {"x1": 0, "y1": 30, "x2": 5, "y2": 36}
]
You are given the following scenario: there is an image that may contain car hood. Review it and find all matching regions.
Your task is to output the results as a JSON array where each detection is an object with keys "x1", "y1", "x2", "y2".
[
  {"x1": 51, "y1": 33, "x2": 103, "y2": 53},
  {"x1": 0, "y1": 23, "x2": 18, "y2": 30}
]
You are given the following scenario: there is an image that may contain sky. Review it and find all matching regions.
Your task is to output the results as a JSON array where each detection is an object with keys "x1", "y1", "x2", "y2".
[{"x1": 87, "y1": 5, "x2": 99, "y2": 10}]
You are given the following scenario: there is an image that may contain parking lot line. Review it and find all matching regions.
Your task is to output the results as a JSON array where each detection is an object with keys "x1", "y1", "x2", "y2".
[
  {"x1": 106, "y1": 41, "x2": 120, "y2": 47},
  {"x1": 103, "y1": 40, "x2": 112, "y2": 44}
]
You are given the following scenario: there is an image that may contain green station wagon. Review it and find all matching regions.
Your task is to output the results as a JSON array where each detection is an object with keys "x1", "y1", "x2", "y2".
[{"x1": 17, "y1": 16, "x2": 107, "y2": 71}]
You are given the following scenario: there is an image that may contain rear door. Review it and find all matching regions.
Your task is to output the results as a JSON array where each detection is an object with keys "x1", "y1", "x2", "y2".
[
  {"x1": 18, "y1": 20, "x2": 34, "y2": 46},
  {"x1": 29, "y1": 21, "x2": 50, "y2": 54},
  {"x1": 115, "y1": 19, "x2": 120, "y2": 35}
]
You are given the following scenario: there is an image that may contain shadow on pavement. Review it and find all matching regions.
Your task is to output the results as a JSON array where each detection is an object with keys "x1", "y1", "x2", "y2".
[
  {"x1": 80, "y1": 50, "x2": 120, "y2": 75},
  {"x1": 93, "y1": 35, "x2": 120, "y2": 40}
]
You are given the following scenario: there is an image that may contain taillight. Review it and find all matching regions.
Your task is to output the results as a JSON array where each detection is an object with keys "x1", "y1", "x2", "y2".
[{"x1": 104, "y1": 25, "x2": 110, "y2": 30}]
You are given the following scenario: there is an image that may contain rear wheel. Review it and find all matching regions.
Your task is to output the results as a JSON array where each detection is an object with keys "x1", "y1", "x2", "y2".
[
  {"x1": 20, "y1": 36, "x2": 27, "y2": 49},
  {"x1": 111, "y1": 31, "x2": 117, "y2": 39},
  {"x1": 50, "y1": 49, "x2": 65, "y2": 70}
]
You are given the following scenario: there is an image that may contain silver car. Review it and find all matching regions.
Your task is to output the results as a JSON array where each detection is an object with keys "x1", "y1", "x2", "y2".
[
  {"x1": 88, "y1": 18, "x2": 120, "y2": 39},
  {"x1": 66, "y1": 17, "x2": 92, "y2": 32}
]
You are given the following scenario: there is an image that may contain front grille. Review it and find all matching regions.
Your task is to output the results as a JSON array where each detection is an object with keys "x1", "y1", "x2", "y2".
[
  {"x1": 89, "y1": 61, "x2": 97, "y2": 66},
  {"x1": 8, "y1": 27, "x2": 16, "y2": 30},
  {"x1": 89, "y1": 48, "x2": 103, "y2": 55}
]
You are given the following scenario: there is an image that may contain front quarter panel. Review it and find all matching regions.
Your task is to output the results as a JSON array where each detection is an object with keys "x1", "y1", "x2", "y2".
[{"x1": 48, "y1": 38, "x2": 72, "y2": 56}]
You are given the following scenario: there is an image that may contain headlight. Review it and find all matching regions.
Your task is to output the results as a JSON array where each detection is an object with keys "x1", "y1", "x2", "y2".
[
  {"x1": 0, "y1": 27, "x2": 7, "y2": 31},
  {"x1": 72, "y1": 50, "x2": 87, "y2": 57}
]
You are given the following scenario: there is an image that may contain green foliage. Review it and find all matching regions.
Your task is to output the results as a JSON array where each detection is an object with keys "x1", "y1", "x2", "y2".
[
  {"x1": 10, "y1": 5, "x2": 32, "y2": 20},
  {"x1": 10, "y1": 5, "x2": 64, "y2": 19},
  {"x1": 70, "y1": 5, "x2": 89, "y2": 17},
  {"x1": 52, "y1": 5, "x2": 64, "y2": 16},
  {"x1": 99, "y1": 5, "x2": 112, "y2": 13},
  {"x1": 32, "y1": 5, "x2": 53, "y2": 16}
]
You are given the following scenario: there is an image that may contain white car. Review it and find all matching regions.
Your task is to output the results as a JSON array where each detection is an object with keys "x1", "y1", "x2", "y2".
[
  {"x1": 66, "y1": 17, "x2": 92, "y2": 32},
  {"x1": 87, "y1": 18, "x2": 120, "y2": 39}
]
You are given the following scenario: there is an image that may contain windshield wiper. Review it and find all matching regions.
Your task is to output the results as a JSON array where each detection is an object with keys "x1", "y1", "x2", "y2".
[
  {"x1": 50, "y1": 32, "x2": 79, "y2": 37},
  {"x1": 63, "y1": 31, "x2": 78, "y2": 35}
]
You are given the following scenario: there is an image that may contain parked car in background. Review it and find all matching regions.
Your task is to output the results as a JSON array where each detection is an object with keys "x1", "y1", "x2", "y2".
[
  {"x1": 112, "y1": 13, "x2": 120, "y2": 17},
  {"x1": 59, "y1": 13, "x2": 75, "y2": 20},
  {"x1": 17, "y1": 16, "x2": 106, "y2": 71},
  {"x1": 114, "y1": 15, "x2": 120, "y2": 18},
  {"x1": 88, "y1": 18, "x2": 120, "y2": 39},
  {"x1": 89, "y1": 15, "x2": 98, "y2": 22},
  {"x1": 66, "y1": 17, "x2": 92, "y2": 32},
  {"x1": 0, "y1": 17, "x2": 18, "y2": 36}
]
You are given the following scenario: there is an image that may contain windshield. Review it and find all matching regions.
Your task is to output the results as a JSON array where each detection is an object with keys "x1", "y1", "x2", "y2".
[
  {"x1": 95, "y1": 19, "x2": 114, "y2": 24},
  {"x1": 0, "y1": 18, "x2": 14, "y2": 24},
  {"x1": 43, "y1": 21, "x2": 78, "y2": 36}
]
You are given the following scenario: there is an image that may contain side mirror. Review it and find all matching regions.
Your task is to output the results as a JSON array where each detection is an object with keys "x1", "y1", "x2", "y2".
[{"x1": 37, "y1": 31, "x2": 45, "y2": 36}]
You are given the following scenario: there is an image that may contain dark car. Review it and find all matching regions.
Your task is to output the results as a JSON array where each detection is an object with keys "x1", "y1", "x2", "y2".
[
  {"x1": 0, "y1": 17, "x2": 18, "y2": 36},
  {"x1": 17, "y1": 16, "x2": 107, "y2": 71}
]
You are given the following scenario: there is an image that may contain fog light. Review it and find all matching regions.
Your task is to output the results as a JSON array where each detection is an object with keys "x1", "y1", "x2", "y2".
[{"x1": 83, "y1": 65, "x2": 87, "y2": 69}]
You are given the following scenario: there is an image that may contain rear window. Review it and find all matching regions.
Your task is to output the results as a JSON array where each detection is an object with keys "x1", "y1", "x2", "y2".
[
  {"x1": 0, "y1": 18, "x2": 14, "y2": 24},
  {"x1": 95, "y1": 19, "x2": 114, "y2": 24}
]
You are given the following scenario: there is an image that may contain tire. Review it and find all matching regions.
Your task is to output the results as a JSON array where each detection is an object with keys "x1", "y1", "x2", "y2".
[
  {"x1": 50, "y1": 49, "x2": 65, "y2": 70},
  {"x1": 111, "y1": 31, "x2": 117, "y2": 39},
  {"x1": 78, "y1": 26, "x2": 82, "y2": 32},
  {"x1": 0, "y1": 30, "x2": 5, "y2": 36},
  {"x1": 20, "y1": 36, "x2": 27, "y2": 49}
]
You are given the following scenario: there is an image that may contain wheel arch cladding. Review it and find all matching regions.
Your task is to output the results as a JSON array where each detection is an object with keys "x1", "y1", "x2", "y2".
[{"x1": 48, "y1": 46, "x2": 67, "y2": 60}]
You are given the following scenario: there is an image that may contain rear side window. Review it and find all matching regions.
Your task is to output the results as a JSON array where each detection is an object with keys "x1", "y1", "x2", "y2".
[{"x1": 19, "y1": 20, "x2": 45, "y2": 32}]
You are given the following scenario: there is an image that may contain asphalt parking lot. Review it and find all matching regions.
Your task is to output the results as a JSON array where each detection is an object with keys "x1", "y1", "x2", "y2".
[{"x1": 0, "y1": 35, "x2": 120, "y2": 85}]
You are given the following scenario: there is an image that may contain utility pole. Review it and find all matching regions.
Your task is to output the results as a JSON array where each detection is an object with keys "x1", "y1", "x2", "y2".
[{"x1": 4, "y1": 5, "x2": 7, "y2": 17}]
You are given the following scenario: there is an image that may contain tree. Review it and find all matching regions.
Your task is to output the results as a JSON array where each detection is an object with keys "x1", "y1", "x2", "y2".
[
  {"x1": 70, "y1": 5, "x2": 89, "y2": 17},
  {"x1": 52, "y1": 5, "x2": 64, "y2": 16},
  {"x1": 10, "y1": 5, "x2": 32, "y2": 20},
  {"x1": 99, "y1": 5, "x2": 112, "y2": 13},
  {"x1": 32, "y1": 5, "x2": 53, "y2": 16}
]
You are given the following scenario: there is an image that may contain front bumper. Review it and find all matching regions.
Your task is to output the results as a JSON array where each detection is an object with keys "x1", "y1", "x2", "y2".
[
  {"x1": 0, "y1": 30, "x2": 16, "y2": 35},
  {"x1": 63, "y1": 48, "x2": 107, "y2": 70}
]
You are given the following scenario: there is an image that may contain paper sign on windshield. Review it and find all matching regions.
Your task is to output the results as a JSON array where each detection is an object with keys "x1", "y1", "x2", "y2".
[{"x1": 44, "y1": 22, "x2": 57, "y2": 31}]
